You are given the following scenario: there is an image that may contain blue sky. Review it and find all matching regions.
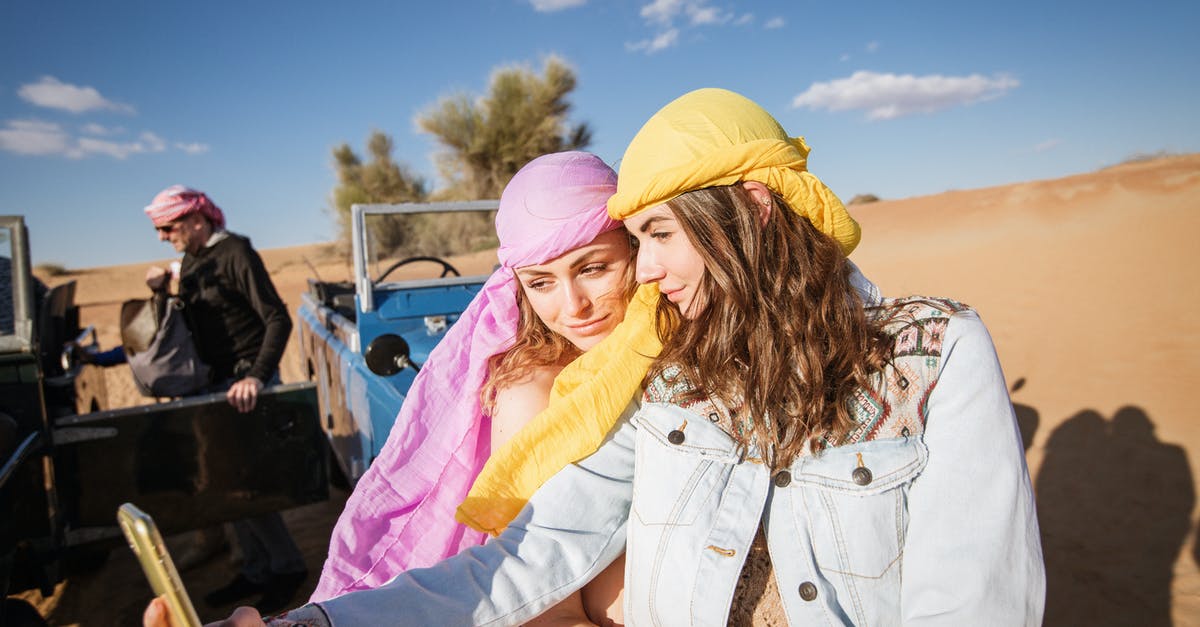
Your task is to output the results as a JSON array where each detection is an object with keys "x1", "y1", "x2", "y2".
[{"x1": 3, "y1": 0, "x2": 1197, "y2": 268}]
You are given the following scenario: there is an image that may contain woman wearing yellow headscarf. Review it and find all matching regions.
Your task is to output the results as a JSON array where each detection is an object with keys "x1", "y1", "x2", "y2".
[
  {"x1": 456, "y1": 87, "x2": 861, "y2": 535},
  {"x1": 209, "y1": 88, "x2": 1044, "y2": 627}
]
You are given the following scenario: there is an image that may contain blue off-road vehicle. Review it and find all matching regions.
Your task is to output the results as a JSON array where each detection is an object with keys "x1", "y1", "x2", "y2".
[{"x1": 296, "y1": 201, "x2": 496, "y2": 486}]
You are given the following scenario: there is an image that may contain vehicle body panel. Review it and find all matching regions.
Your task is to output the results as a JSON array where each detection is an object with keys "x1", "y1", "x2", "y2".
[
  {"x1": 51, "y1": 383, "x2": 326, "y2": 537},
  {"x1": 296, "y1": 202, "x2": 495, "y2": 484}
]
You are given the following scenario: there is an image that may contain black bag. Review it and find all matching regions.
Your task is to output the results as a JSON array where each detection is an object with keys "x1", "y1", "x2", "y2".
[{"x1": 120, "y1": 294, "x2": 210, "y2": 397}]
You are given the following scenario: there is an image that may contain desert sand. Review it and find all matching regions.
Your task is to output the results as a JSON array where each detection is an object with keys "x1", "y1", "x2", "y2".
[{"x1": 18, "y1": 154, "x2": 1200, "y2": 625}]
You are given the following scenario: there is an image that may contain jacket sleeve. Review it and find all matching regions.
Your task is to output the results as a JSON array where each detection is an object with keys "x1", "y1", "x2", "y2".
[
  {"x1": 230, "y1": 240, "x2": 292, "y2": 382},
  {"x1": 901, "y1": 310, "x2": 1045, "y2": 625},
  {"x1": 317, "y1": 403, "x2": 639, "y2": 626}
]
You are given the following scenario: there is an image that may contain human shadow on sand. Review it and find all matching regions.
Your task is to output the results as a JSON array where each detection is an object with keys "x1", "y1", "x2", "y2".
[
  {"x1": 1035, "y1": 406, "x2": 1193, "y2": 627},
  {"x1": 1195, "y1": 511, "x2": 1200, "y2": 571},
  {"x1": 1010, "y1": 378, "x2": 1038, "y2": 452}
]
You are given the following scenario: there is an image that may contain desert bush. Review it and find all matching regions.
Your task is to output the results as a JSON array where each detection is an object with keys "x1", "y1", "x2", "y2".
[
  {"x1": 366, "y1": 211, "x2": 498, "y2": 260},
  {"x1": 1118, "y1": 150, "x2": 1178, "y2": 165},
  {"x1": 329, "y1": 57, "x2": 591, "y2": 260},
  {"x1": 418, "y1": 56, "x2": 592, "y2": 201},
  {"x1": 848, "y1": 194, "x2": 881, "y2": 205},
  {"x1": 34, "y1": 262, "x2": 69, "y2": 276},
  {"x1": 330, "y1": 132, "x2": 428, "y2": 254}
]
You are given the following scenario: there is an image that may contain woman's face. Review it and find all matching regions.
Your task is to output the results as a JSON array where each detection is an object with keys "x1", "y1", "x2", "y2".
[
  {"x1": 624, "y1": 205, "x2": 708, "y2": 319},
  {"x1": 514, "y1": 229, "x2": 632, "y2": 351}
]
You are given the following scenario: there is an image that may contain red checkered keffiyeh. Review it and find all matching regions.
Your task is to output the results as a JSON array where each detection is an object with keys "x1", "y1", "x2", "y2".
[{"x1": 143, "y1": 185, "x2": 226, "y2": 229}]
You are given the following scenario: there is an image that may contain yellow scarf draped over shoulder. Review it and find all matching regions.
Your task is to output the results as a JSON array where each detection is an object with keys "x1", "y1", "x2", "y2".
[
  {"x1": 458, "y1": 87, "x2": 861, "y2": 535},
  {"x1": 456, "y1": 284, "x2": 661, "y2": 535}
]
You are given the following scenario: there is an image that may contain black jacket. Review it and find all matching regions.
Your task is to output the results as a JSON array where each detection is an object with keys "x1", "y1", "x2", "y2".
[{"x1": 178, "y1": 232, "x2": 291, "y2": 383}]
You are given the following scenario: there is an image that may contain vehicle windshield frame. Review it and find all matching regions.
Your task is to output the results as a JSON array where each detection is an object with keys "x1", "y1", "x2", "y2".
[
  {"x1": 349, "y1": 201, "x2": 499, "y2": 313},
  {"x1": 0, "y1": 215, "x2": 34, "y2": 354}
]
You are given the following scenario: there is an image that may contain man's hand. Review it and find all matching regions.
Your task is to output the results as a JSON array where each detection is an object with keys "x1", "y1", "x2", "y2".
[
  {"x1": 226, "y1": 376, "x2": 264, "y2": 413},
  {"x1": 146, "y1": 266, "x2": 169, "y2": 291}
]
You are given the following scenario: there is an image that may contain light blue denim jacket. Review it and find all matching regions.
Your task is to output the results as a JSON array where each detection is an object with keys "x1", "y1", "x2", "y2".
[{"x1": 316, "y1": 273, "x2": 1045, "y2": 626}]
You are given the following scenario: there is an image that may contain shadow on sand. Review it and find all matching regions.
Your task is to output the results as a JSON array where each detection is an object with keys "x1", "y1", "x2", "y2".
[{"x1": 1033, "y1": 404, "x2": 1193, "y2": 626}]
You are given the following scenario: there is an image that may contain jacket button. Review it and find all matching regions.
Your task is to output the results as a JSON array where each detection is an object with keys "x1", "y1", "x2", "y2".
[
  {"x1": 852, "y1": 466, "x2": 873, "y2": 486},
  {"x1": 773, "y1": 470, "x2": 792, "y2": 488},
  {"x1": 667, "y1": 429, "x2": 685, "y2": 445},
  {"x1": 798, "y1": 581, "x2": 818, "y2": 601}
]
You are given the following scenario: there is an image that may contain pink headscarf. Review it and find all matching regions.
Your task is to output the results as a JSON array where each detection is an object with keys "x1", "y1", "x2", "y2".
[
  {"x1": 143, "y1": 185, "x2": 226, "y2": 229},
  {"x1": 311, "y1": 151, "x2": 620, "y2": 601}
]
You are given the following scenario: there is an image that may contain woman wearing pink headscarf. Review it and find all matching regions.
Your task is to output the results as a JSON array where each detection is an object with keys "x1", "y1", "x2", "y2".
[{"x1": 310, "y1": 151, "x2": 630, "y2": 622}]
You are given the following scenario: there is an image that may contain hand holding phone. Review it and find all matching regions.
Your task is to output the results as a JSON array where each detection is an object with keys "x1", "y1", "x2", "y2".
[{"x1": 119, "y1": 502, "x2": 202, "y2": 627}]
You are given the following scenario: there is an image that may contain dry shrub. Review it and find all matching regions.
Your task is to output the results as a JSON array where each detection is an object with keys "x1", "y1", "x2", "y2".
[
  {"x1": 848, "y1": 194, "x2": 881, "y2": 205},
  {"x1": 34, "y1": 262, "x2": 70, "y2": 277},
  {"x1": 367, "y1": 211, "x2": 498, "y2": 259}
]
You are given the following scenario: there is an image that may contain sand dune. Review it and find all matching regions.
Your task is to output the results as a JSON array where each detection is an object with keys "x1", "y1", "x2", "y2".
[
  {"x1": 24, "y1": 154, "x2": 1200, "y2": 625},
  {"x1": 850, "y1": 154, "x2": 1200, "y2": 625}
]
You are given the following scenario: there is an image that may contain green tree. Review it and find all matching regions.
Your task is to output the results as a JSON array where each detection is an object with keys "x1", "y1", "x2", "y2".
[
  {"x1": 417, "y1": 56, "x2": 592, "y2": 200},
  {"x1": 330, "y1": 130, "x2": 427, "y2": 252}
]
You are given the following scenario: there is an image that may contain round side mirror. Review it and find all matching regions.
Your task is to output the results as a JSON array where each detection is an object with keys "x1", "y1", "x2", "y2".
[{"x1": 365, "y1": 333, "x2": 420, "y2": 376}]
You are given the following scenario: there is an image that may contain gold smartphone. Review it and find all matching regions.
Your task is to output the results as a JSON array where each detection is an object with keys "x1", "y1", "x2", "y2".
[{"x1": 117, "y1": 502, "x2": 202, "y2": 627}]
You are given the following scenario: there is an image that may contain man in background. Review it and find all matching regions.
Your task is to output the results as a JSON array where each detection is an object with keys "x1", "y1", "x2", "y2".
[{"x1": 143, "y1": 185, "x2": 308, "y2": 614}]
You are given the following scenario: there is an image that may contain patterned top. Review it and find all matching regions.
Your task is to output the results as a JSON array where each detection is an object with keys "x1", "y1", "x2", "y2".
[{"x1": 642, "y1": 296, "x2": 969, "y2": 622}]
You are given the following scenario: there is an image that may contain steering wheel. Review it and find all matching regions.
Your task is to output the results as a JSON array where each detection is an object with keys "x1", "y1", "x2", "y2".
[{"x1": 376, "y1": 256, "x2": 461, "y2": 282}]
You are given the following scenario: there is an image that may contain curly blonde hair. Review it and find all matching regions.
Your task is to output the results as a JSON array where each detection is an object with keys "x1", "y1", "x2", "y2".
[{"x1": 479, "y1": 287, "x2": 582, "y2": 416}]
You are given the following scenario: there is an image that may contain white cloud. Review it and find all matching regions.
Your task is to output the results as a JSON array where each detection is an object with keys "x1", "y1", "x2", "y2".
[
  {"x1": 0, "y1": 120, "x2": 76, "y2": 156},
  {"x1": 175, "y1": 141, "x2": 210, "y2": 155},
  {"x1": 529, "y1": 0, "x2": 586, "y2": 11},
  {"x1": 633, "y1": 1, "x2": 745, "y2": 53},
  {"x1": 640, "y1": 0, "x2": 729, "y2": 26},
  {"x1": 687, "y1": 4, "x2": 731, "y2": 25},
  {"x1": 80, "y1": 122, "x2": 125, "y2": 136},
  {"x1": 866, "y1": 41, "x2": 880, "y2": 53},
  {"x1": 641, "y1": 0, "x2": 685, "y2": 24},
  {"x1": 140, "y1": 131, "x2": 167, "y2": 152},
  {"x1": 1034, "y1": 138, "x2": 1062, "y2": 152},
  {"x1": 792, "y1": 71, "x2": 1020, "y2": 120},
  {"x1": 764, "y1": 16, "x2": 785, "y2": 29},
  {"x1": 626, "y1": 28, "x2": 680, "y2": 53},
  {"x1": 77, "y1": 131, "x2": 167, "y2": 159},
  {"x1": 840, "y1": 53, "x2": 851, "y2": 62},
  {"x1": 76, "y1": 137, "x2": 135, "y2": 159},
  {"x1": 0, "y1": 118, "x2": 205, "y2": 159},
  {"x1": 17, "y1": 76, "x2": 135, "y2": 114}
]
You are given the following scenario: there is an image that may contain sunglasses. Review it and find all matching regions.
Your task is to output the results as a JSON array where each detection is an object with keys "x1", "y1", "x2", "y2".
[{"x1": 156, "y1": 222, "x2": 183, "y2": 234}]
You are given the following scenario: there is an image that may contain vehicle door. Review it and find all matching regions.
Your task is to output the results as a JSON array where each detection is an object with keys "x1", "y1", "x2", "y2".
[{"x1": 50, "y1": 382, "x2": 328, "y2": 541}]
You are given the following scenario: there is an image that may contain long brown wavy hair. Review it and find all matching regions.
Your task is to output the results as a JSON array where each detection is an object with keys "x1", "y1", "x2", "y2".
[
  {"x1": 649, "y1": 183, "x2": 894, "y2": 469},
  {"x1": 480, "y1": 244, "x2": 638, "y2": 416}
]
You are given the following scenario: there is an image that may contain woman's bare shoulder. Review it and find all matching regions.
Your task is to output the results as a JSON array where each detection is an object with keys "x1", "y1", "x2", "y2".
[{"x1": 491, "y1": 364, "x2": 561, "y2": 450}]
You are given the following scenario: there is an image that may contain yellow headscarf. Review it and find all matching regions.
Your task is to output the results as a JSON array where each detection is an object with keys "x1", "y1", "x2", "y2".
[
  {"x1": 457, "y1": 87, "x2": 860, "y2": 534},
  {"x1": 608, "y1": 87, "x2": 861, "y2": 255}
]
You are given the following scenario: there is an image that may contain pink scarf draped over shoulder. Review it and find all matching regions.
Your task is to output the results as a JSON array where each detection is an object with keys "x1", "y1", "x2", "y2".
[{"x1": 311, "y1": 151, "x2": 620, "y2": 601}]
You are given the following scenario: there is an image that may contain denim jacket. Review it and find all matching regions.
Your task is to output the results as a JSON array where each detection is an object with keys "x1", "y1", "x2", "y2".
[{"x1": 316, "y1": 277, "x2": 1044, "y2": 626}]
